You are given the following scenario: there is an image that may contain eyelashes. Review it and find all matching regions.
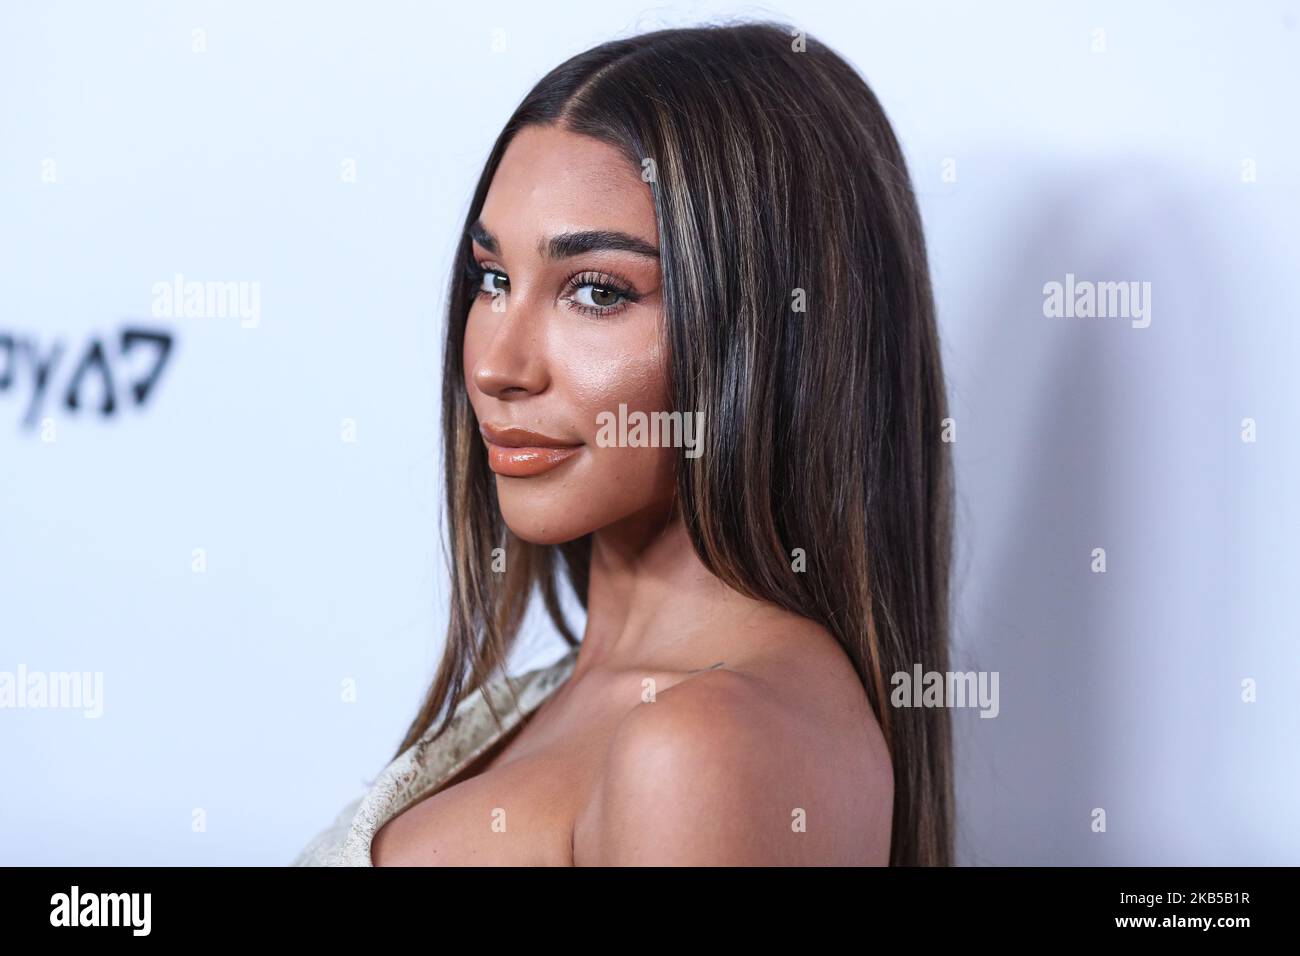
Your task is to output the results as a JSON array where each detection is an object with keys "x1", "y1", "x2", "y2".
[
  {"x1": 463, "y1": 251, "x2": 641, "y2": 317},
  {"x1": 563, "y1": 271, "x2": 640, "y2": 316}
]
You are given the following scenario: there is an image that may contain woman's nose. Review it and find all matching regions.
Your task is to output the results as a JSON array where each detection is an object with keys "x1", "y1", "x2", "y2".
[{"x1": 470, "y1": 295, "x2": 550, "y2": 400}]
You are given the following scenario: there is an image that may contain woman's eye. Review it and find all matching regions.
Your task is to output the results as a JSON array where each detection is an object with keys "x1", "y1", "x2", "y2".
[
  {"x1": 573, "y1": 283, "x2": 626, "y2": 309},
  {"x1": 479, "y1": 270, "x2": 509, "y2": 295}
]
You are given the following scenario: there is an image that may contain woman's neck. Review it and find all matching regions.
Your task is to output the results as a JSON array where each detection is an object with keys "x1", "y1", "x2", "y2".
[{"x1": 572, "y1": 507, "x2": 778, "y2": 679}]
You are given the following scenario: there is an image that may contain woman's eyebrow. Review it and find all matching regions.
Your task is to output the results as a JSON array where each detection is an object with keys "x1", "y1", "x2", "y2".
[
  {"x1": 544, "y1": 230, "x2": 659, "y2": 260},
  {"x1": 467, "y1": 220, "x2": 658, "y2": 260},
  {"x1": 468, "y1": 220, "x2": 500, "y2": 255}
]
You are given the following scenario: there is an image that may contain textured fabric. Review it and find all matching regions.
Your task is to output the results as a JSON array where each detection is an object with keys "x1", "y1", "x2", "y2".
[{"x1": 291, "y1": 645, "x2": 580, "y2": 866}]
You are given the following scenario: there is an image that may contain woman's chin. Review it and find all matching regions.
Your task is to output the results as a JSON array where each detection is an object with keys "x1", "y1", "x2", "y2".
[{"x1": 498, "y1": 509, "x2": 594, "y2": 546}]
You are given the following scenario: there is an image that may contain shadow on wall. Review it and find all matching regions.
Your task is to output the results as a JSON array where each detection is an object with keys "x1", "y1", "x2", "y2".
[{"x1": 947, "y1": 159, "x2": 1234, "y2": 865}]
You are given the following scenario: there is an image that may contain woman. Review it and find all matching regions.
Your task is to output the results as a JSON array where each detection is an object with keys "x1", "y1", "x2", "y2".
[{"x1": 294, "y1": 19, "x2": 953, "y2": 867}]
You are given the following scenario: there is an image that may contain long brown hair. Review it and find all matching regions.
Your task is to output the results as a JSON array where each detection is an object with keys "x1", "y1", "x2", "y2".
[{"x1": 395, "y1": 20, "x2": 954, "y2": 866}]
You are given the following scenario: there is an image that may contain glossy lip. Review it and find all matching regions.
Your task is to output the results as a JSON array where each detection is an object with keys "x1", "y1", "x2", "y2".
[{"x1": 480, "y1": 422, "x2": 582, "y2": 478}]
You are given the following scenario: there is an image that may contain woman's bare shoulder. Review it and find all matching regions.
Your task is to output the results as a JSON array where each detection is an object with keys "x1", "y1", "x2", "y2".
[{"x1": 573, "y1": 621, "x2": 894, "y2": 865}]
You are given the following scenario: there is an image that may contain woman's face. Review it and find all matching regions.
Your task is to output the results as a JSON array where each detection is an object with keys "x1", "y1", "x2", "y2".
[{"x1": 463, "y1": 124, "x2": 677, "y2": 545}]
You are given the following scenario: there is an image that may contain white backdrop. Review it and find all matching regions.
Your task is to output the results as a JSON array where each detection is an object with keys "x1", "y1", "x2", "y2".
[{"x1": 1, "y1": 0, "x2": 1296, "y2": 865}]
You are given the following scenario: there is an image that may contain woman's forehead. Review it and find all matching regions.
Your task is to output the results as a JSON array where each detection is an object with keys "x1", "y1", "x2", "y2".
[{"x1": 479, "y1": 126, "x2": 654, "y2": 243}]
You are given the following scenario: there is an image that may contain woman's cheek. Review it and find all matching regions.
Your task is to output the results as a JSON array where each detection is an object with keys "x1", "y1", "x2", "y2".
[{"x1": 558, "y1": 331, "x2": 669, "y2": 435}]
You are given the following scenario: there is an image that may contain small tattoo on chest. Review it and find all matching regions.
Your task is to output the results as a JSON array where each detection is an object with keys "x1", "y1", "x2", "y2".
[{"x1": 685, "y1": 661, "x2": 726, "y2": 674}]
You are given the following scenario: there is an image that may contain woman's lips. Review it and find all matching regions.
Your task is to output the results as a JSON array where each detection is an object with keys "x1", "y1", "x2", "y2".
[
  {"x1": 486, "y1": 444, "x2": 580, "y2": 477},
  {"x1": 480, "y1": 424, "x2": 582, "y2": 478}
]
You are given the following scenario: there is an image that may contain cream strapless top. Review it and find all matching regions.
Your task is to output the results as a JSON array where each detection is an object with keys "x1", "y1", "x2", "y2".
[{"x1": 291, "y1": 645, "x2": 580, "y2": 866}]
